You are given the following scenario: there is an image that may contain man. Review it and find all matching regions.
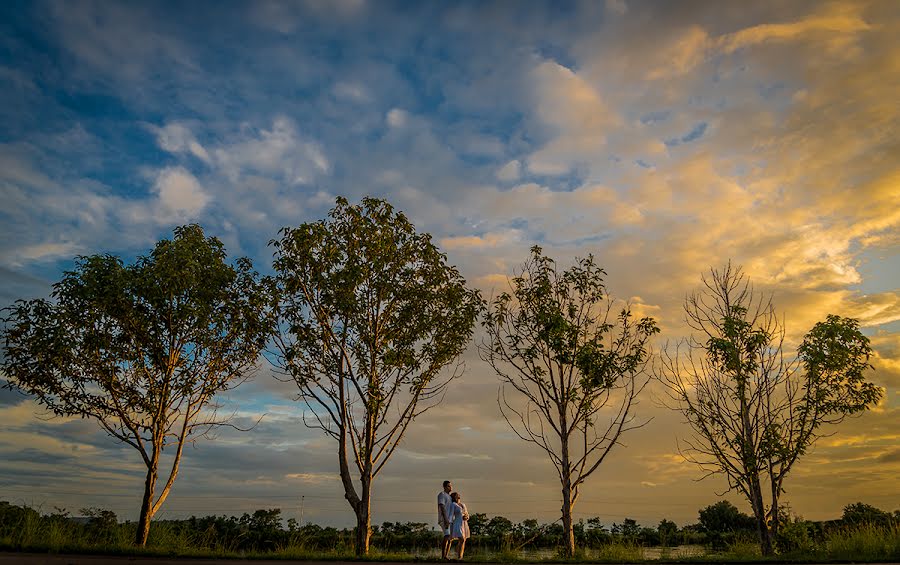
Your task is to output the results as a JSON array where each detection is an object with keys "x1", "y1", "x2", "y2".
[{"x1": 437, "y1": 480, "x2": 453, "y2": 559}]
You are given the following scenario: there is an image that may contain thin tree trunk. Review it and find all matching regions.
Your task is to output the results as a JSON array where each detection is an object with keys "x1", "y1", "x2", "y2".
[
  {"x1": 559, "y1": 416, "x2": 575, "y2": 557},
  {"x1": 748, "y1": 478, "x2": 773, "y2": 555},
  {"x1": 355, "y1": 474, "x2": 372, "y2": 556},
  {"x1": 135, "y1": 462, "x2": 158, "y2": 546},
  {"x1": 561, "y1": 480, "x2": 575, "y2": 557},
  {"x1": 739, "y1": 382, "x2": 773, "y2": 556}
]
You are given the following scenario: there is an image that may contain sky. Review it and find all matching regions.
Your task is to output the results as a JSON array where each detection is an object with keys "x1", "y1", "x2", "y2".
[{"x1": 1, "y1": 0, "x2": 899, "y2": 529}]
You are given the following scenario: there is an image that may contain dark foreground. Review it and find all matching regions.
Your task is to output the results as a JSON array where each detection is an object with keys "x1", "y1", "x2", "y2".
[
  {"x1": 1, "y1": 557, "x2": 416, "y2": 565},
  {"x1": 1, "y1": 556, "x2": 409, "y2": 565},
  {"x1": 5, "y1": 556, "x2": 900, "y2": 565}
]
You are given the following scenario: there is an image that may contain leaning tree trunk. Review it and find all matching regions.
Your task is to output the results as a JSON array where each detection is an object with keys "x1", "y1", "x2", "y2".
[{"x1": 135, "y1": 451, "x2": 160, "y2": 546}]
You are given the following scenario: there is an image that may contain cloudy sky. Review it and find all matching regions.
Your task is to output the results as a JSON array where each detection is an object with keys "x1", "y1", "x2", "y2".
[{"x1": 1, "y1": 0, "x2": 899, "y2": 529}]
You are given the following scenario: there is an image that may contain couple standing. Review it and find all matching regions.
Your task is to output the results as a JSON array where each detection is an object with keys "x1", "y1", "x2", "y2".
[{"x1": 437, "y1": 480, "x2": 470, "y2": 560}]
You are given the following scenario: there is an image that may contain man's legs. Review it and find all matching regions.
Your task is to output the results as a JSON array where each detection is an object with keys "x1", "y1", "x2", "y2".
[{"x1": 442, "y1": 533, "x2": 452, "y2": 559}]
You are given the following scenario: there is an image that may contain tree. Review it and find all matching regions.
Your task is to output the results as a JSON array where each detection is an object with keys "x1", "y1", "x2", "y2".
[
  {"x1": 657, "y1": 518, "x2": 678, "y2": 546},
  {"x1": 270, "y1": 197, "x2": 481, "y2": 555},
  {"x1": 468, "y1": 513, "x2": 489, "y2": 536},
  {"x1": 480, "y1": 246, "x2": 659, "y2": 556},
  {"x1": 1, "y1": 225, "x2": 271, "y2": 546},
  {"x1": 658, "y1": 263, "x2": 883, "y2": 555},
  {"x1": 841, "y1": 502, "x2": 893, "y2": 526},
  {"x1": 698, "y1": 501, "x2": 756, "y2": 535}
]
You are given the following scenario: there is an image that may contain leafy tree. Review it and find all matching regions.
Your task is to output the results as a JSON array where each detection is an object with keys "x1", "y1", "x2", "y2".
[
  {"x1": 468, "y1": 513, "x2": 489, "y2": 536},
  {"x1": 657, "y1": 519, "x2": 678, "y2": 546},
  {"x1": 480, "y1": 246, "x2": 658, "y2": 556},
  {"x1": 485, "y1": 515, "x2": 515, "y2": 541},
  {"x1": 658, "y1": 263, "x2": 883, "y2": 555},
  {"x1": 841, "y1": 502, "x2": 893, "y2": 526},
  {"x1": 270, "y1": 197, "x2": 481, "y2": 555},
  {"x1": 1, "y1": 225, "x2": 271, "y2": 546},
  {"x1": 698, "y1": 501, "x2": 756, "y2": 535},
  {"x1": 612, "y1": 518, "x2": 640, "y2": 541}
]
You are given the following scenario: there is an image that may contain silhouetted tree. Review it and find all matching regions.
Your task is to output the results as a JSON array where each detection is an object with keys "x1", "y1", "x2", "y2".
[
  {"x1": 481, "y1": 246, "x2": 658, "y2": 556},
  {"x1": 658, "y1": 263, "x2": 883, "y2": 555},
  {"x1": 657, "y1": 519, "x2": 678, "y2": 546},
  {"x1": 841, "y1": 502, "x2": 893, "y2": 526}
]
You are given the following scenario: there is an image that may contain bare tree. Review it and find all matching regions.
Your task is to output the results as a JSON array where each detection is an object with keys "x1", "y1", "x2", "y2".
[
  {"x1": 658, "y1": 263, "x2": 882, "y2": 555},
  {"x1": 270, "y1": 197, "x2": 481, "y2": 555},
  {"x1": 1, "y1": 225, "x2": 272, "y2": 545},
  {"x1": 480, "y1": 246, "x2": 658, "y2": 556}
]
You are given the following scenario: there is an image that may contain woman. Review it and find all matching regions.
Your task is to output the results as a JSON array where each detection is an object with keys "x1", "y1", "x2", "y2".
[{"x1": 448, "y1": 492, "x2": 470, "y2": 559}]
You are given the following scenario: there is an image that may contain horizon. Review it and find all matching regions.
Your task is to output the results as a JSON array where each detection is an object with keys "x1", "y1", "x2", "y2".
[{"x1": 1, "y1": 0, "x2": 898, "y2": 530}]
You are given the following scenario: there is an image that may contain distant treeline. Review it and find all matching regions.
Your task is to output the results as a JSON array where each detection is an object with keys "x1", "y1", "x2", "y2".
[{"x1": 2, "y1": 499, "x2": 898, "y2": 554}]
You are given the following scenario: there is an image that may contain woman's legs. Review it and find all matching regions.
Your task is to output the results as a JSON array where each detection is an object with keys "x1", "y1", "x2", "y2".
[{"x1": 457, "y1": 538, "x2": 466, "y2": 559}]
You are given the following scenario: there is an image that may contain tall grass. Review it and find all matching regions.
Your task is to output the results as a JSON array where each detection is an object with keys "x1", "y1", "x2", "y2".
[
  {"x1": 823, "y1": 523, "x2": 900, "y2": 561},
  {"x1": 4, "y1": 500, "x2": 900, "y2": 562}
]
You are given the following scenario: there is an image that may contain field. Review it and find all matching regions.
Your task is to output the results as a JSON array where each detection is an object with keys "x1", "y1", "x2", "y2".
[{"x1": 3, "y1": 501, "x2": 900, "y2": 562}]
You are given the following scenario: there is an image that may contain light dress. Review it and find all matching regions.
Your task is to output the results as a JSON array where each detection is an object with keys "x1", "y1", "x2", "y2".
[{"x1": 449, "y1": 501, "x2": 470, "y2": 540}]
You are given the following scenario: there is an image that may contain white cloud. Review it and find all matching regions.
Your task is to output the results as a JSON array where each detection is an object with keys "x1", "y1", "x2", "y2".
[
  {"x1": 151, "y1": 122, "x2": 211, "y2": 163},
  {"x1": 212, "y1": 117, "x2": 329, "y2": 184},
  {"x1": 153, "y1": 167, "x2": 210, "y2": 221},
  {"x1": 527, "y1": 60, "x2": 617, "y2": 175},
  {"x1": 386, "y1": 108, "x2": 408, "y2": 128},
  {"x1": 496, "y1": 159, "x2": 521, "y2": 181}
]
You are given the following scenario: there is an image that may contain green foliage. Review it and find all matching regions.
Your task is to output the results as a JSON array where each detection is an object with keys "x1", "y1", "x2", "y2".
[
  {"x1": 1, "y1": 225, "x2": 272, "y2": 545},
  {"x1": 272, "y1": 197, "x2": 481, "y2": 399},
  {"x1": 824, "y1": 523, "x2": 900, "y2": 560},
  {"x1": 660, "y1": 263, "x2": 884, "y2": 557},
  {"x1": 481, "y1": 246, "x2": 658, "y2": 556},
  {"x1": 799, "y1": 315, "x2": 883, "y2": 420},
  {"x1": 842, "y1": 502, "x2": 894, "y2": 527},
  {"x1": 271, "y1": 197, "x2": 481, "y2": 555},
  {"x1": 657, "y1": 519, "x2": 678, "y2": 546}
]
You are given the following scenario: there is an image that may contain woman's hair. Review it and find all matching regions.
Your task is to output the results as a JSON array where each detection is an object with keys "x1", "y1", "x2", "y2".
[{"x1": 451, "y1": 492, "x2": 461, "y2": 501}]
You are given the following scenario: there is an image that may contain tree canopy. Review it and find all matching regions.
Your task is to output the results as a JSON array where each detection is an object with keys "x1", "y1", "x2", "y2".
[
  {"x1": 658, "y1": 263, "x2": 883, "y2": 555},
  {"x1": 270, "y1": 196, "x2": 481, "y2": 555},
  {"x1": 1, "y1": 224, "x2": 272, "y2": 545},
  {"x1": 480, "y1": 246, "x2": 658, "y2": 556}
]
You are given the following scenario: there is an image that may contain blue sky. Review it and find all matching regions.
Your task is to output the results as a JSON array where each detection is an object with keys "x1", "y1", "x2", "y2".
[{"x1": 1, "y1": 0, "x2": 899, "y2": 528}]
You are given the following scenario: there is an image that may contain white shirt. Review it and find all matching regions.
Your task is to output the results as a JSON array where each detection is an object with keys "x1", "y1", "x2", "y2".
[{"x1": 437, "y1": 491, "x2": 452, "y2": 525}]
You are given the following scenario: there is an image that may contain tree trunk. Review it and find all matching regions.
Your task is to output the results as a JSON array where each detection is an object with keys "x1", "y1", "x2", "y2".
[
  {"x1": 559, "y1": 424, "x2": 575, "y2": 557},
  {"x1": 355, "y1": 503, "x2": 371, "y2": 556},
  {"x1": 561, "y1": 481, "x2": 575, "y2": 557},
  {"x1": 135, "y1": 463, "x2": 158, "y2": 546},
  {"x1": 739, "y1": 383, "x2": 773, "y2": 556},
  {"x1": 354, "y1": 475, "x2": 372, "y2": 556},
  {"x1": 748, "y1": 477, "x2": 773, "y2": 556}
]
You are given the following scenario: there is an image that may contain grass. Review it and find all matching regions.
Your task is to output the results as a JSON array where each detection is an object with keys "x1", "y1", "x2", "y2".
[
  {"x1": 820, "y1": 523, "x2": 900, "y2": 561},
  {"x1": 3, "y1": 504, "x2": 900, "y2": 563}
]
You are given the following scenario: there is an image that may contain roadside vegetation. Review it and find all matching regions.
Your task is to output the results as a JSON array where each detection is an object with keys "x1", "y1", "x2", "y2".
[{"x1": 2, "y1": 499, "x2": 898, "y2": 562}]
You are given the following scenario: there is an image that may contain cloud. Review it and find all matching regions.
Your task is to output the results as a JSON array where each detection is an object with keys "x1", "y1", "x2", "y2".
[
  {"x1": 212, "y1": 117, "x2": 329, "y2": 184},
  {"x1": 496, "y1": 160, "x2": 521, "y2": 182},
  {"x1": 386, "y1": 108, "x2": 408, "y2": 128},
  {"x1": 152, "y1": 167, "x2": 210, "y2": 221},
  {"x1": 527, "y1": 60, "x2": 617, "y2": 175},
  {"x1": 1, "y1": 0, "x2": 898, "y2": 526},
  {"x1": 149, "y1": 123, "x2": 211, "y2": 163}
]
